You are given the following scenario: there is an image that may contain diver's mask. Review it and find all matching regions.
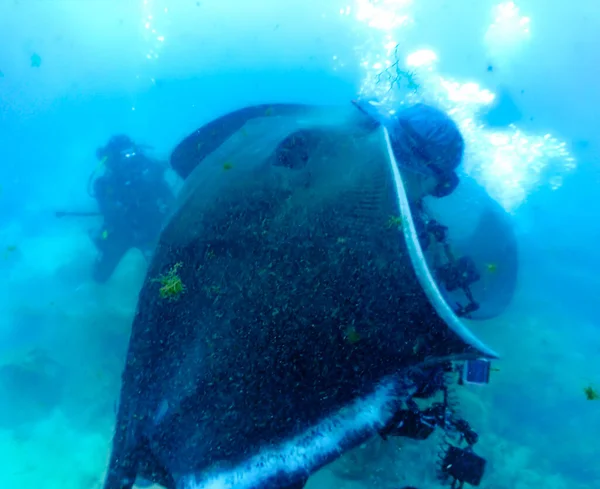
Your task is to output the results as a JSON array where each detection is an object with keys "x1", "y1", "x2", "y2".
[
  {"x1": 353, "y1": 98, "x2": 517, "y2": 322},
  {"x1": 96, "y1": 134, "x2": 138, "y2": 166}
]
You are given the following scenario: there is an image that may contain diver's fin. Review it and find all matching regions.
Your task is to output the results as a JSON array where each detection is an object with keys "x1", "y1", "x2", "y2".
[
  {"x1": 479, "y1": 86, "x2": 522, "y2": 128},
  {"x1": 170, "y1": 104, "x2": 310, "y2": 179},
  {"x1": 135, "y1": 436, "x2": 177, "y2": 489},
  {"x1": 92, "y1": 237, "x2": 130, "y2": 284}
]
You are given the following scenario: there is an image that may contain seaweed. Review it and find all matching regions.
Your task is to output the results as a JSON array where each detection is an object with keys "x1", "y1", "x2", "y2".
[
  {"x1": 153, "y1": 262, "x2": 186, "y2": 301},
  {"x1": 375, "y1": 44, "x2": 420, "y2": 94}
]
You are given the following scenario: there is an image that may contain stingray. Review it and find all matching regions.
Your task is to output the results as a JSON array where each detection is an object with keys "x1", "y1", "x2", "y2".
[{"x1": 104, "y1": 103, "x2": 505, "y2": 489}]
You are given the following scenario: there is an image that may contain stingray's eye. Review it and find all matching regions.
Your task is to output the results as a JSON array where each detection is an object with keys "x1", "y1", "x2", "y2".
[{"x1": 273, "y1": 130, "x2": 313, "y2": 170}]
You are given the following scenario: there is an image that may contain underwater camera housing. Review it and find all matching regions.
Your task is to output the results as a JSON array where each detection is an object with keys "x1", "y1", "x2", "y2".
[
  {"x1": 436, "y1": 256, "x2": 480, "y2": 293},
  {"x1": 378, "y1": 359, "x2": 493, "y2": 489},
  {"x1": 459, "y1": 359, "x2": 491, "y2": 386},
  {"x1": 441, "y1": 445, "x2": 486, "y2": 488}
]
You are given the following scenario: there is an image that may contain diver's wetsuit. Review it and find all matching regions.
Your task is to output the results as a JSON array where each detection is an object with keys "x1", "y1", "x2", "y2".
[{"x1": 91, "y1": 151, "x2": 174, "y2": 283}]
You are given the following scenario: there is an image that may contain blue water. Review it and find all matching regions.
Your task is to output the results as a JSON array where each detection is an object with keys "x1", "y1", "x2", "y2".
[{"x1": 1, "y1": 1, "x2": 599, "y2": 488}]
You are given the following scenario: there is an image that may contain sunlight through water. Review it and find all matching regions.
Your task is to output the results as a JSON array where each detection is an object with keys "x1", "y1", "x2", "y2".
[
  {"x1": 343, "y1": 0, "x2": 576, "y2": 212},
  {"x1": 142, "y1": 0, "x2": 167, "y2": 66},
  {"x1": 485, "y1": 1, "x2": 531, "y2": 61}
]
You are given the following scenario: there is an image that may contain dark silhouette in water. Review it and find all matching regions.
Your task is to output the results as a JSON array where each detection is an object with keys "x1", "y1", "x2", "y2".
[
  {"x1": 89, "y1": 135, "x2": 175, "y2": 283},
  {"x1": 103, "y1": 102, "x2": 514, "y2": 489}
]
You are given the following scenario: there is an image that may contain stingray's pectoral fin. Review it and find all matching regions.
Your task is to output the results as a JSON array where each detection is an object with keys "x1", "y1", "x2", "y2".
[
  {"x1": 136, "y1": 438, "x2": 177, "y2": 489},
  {"x1": 103, "y1": 457, "x2": 136, "y2": 489},
  {"x1": 104, "y1": 435, "x2": 175, "y2": 489},
  {"x1": 169, "y1": 104, "x2": 310, "y2": 179},
  {"x1": 177, "y1": 473, "x2": 308, "y2": 489}
]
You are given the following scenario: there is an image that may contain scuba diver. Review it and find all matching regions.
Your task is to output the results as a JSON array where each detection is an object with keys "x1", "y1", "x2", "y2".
[
  {"x1": 103, "y1": 101, "x2": 518, "y2": 489},
  {"x1": 88, "y1": 135, "x2": 175, "y2": 283},
  {"x1": 351, "y1": 100, "x2": 497, "y2": 489},
  {"x1": 354, "y1": 99, "x2": 517, "y2": 320}
]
